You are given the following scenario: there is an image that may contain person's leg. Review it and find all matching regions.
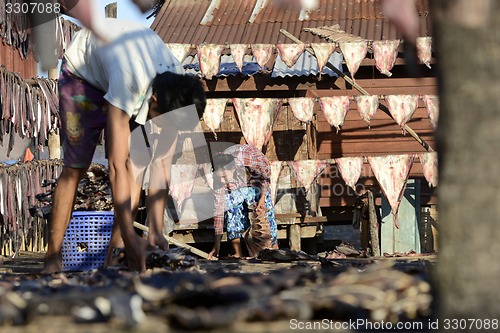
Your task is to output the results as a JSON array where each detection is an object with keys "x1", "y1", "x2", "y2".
[
  {"x1": 146, "y1": 188, "x2": 169, "y2": 249},
  {"x1": 145, "y1": 157, "x2": 173, "y2": 250},
  {"x1": 105, "y1": 158, "x2": 143, "y2": 265},
  {"x1": 43, "y1": 167, "x2": 87, "y2": 273},
  {"x1": 230, "y1": 238, "x2": 243, "y2": 258},
  {"x1": 225, "y1": 189, "x2": 247, "y2": 258},
  {"x1": 43, "y1": 63, "x2": 109, "y2": 273}
]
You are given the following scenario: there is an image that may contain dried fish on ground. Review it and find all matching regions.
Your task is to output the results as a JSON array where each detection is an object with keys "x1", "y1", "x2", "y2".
[
  {"x1": 257, "y1": 248, "x2": 313, "y2": 262},
  {"x1": 74, "y1": 164, "x2": 112, "y2": 211},
  {"x1": 0, "y1": 258, "x2": 433, "y2": 330},
  {"x1": 110, "y1": 248, "x2": 198, "y2": 270}
]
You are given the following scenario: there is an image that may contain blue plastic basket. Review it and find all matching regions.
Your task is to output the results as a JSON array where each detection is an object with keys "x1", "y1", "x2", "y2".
[{"x1": 61, "y1": 211, "x2": 114, "y2": 272}]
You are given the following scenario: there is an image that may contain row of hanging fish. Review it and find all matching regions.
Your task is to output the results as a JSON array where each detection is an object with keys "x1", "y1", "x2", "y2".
[
  {"x1": 268, "y1": 153, "x2": 438, "y2": 227},
  {"x1": 155, "y1": 152, "x2": 437, "y2": 229},
  {"x1": 0, "y1": 67, "x2": 60, "y2": 156},
  {"x1": 0, "y1": 160, "x2": 63, "y2": 257},
  {"x1": 0, "y1": 2, "x2": 80, "y2": 60},
  {"x1": 168, "y1": 37, "x2": 433, "y2": 80},
  {"x1": 203, "y1": 95, "x2": 439, "y2": 146}
]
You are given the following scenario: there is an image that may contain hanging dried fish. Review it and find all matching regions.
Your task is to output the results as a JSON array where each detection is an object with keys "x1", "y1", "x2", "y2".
[
  {"x1": 230, "y1": 44, "x2": 247, "y2": 72},
  {"x1": 277, "y1": 43, "x2": 305, "y2": 68},
  {"x1": 166, "y1": 43, "x2": 191, "y2": 64},
  {"x1": 196, "y1": 44, "x2": 225, "y2": 80},
  {"x1": 251, "y1": 44, "x2": 274, "y2": 71}
]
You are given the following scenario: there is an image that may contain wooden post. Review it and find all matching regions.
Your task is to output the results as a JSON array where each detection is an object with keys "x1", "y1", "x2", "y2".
[
  {"x1": 367, "y1": 190, "x2": 380, "y2": 256},
  {"x1": 105, "y1": 2, "x2": 118, "y2": 18},
  {"x1": 47, "y1": 67, "x2": 61, "y2": 159},
  {"x1": 289, "y1": 224, "x2": 301, "y2": 251},
  {"x1": 430, "y1": 205, "x2": 438, "y2": 252}
]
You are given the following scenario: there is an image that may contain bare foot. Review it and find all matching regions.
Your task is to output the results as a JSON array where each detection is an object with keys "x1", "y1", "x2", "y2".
[
  {"x1": 42, "y1": 252, "x2": 62, "y2": 274},
  {"x1": 124, "y1": 235, "x2": 148, "y2": 272},
  {"x1": 148, "y1": 233, "x2": 169, "y2": 250}
]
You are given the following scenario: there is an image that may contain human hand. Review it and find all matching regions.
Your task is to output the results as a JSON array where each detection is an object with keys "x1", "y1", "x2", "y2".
[{"x1": 148, "y1": 233, "x2": 169, "y2": 251}]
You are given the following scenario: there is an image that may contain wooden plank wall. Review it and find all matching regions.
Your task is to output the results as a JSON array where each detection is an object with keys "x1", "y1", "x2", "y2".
[
  {"x1": 315, "y1": 77, "x2": 438, "y2": 210},
  {"x1": 0, "y1": 44, "x2": 37, "y2": 79},
  {"x1": 201, "y1": 71, "x2": 438, "y2": 216}
]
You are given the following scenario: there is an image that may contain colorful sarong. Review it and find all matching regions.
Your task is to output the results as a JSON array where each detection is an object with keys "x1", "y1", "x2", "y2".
[{"x1": 225, "y1": 187, "x2": 277, "y2": 244}]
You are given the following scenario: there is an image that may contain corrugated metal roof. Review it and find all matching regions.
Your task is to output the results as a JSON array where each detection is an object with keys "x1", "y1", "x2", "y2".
[
  {"x1": 180, "y1": 52, "x2": 343, "y2": 78},
  {"x1": 152, "y1": 0, "x2": 431, "y2": 44}
]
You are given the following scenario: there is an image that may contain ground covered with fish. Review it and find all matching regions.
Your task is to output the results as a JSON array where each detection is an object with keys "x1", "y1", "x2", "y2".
[{"x1": 0, "y1": 249, "x2": 435, "y2": 332}]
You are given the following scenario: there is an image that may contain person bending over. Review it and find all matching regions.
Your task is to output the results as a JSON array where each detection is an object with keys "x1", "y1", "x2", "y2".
[
  {"x1": 43, "y1": 18, "x2": 205, "y2": 273},
  {"x1": 209, "y1": 145, "x2": 278, "y2": 259}
]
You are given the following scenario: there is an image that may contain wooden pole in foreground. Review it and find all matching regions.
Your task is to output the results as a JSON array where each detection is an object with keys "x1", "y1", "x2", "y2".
[
  {"x1": 279, "y1": 29, "x2": 434, "y2": 153},
  {"x1": 133, "y1": 222, "x2": 216, "y2": 260},
  {"x1": 47, "y1": 67, "x2": 61, "y2": 159}
]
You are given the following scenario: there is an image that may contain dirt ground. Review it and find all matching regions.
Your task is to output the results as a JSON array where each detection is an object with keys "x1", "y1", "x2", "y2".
[{"x1": 1, "y1": 251, "x2": 437, "y2": 333}]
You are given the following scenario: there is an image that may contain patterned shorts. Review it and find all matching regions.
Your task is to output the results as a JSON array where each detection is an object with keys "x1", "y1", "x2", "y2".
[
  {"x1": 225, "y1": 187, "x2": 278, "y2": 244},
  {"x1": 59, "y1": 63, "x2": 108, "y2": 169}
]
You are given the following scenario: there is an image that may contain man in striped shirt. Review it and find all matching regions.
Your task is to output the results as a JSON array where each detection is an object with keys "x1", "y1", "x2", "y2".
[{"x1": 209, "y1": 144, "x2": 278, "y2": 259}]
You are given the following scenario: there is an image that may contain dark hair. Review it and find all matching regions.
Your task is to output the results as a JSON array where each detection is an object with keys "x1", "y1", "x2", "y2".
[
  {"x1": 213, "y1": 154, "x2": 236, "y2": 171},
  {"x1": 152, "y1": 72, "x2": 206, "y2": 119}
]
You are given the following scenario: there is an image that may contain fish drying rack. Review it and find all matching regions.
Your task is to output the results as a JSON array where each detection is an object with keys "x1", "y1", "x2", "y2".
[{"x1": 62, "y1": 211, "x2": 114, "y2": 271}]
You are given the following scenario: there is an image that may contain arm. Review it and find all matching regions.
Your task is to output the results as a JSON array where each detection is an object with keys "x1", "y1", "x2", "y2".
[
  {"x1": 107, "y1": 105, "x2": 146, "y2": 272},
  {"x1": 60, "y1": 0, "x2": 107, "y2": 41}
]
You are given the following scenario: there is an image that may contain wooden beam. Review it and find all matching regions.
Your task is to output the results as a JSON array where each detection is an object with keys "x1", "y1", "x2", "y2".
[
  {"x1": 289, "y1": 224, "x2": 301, "y2": 251},
  {"x1": 203, "y1": 75, "x2": 437, "y2": 94},
  {"x1": 133, "y1": 222, "x2": 215, "y2": 260}
]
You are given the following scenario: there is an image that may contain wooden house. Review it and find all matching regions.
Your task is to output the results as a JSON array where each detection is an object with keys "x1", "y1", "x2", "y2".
[{"x1": 151, "y1": 0, "x2": 438, "y2": 252}]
